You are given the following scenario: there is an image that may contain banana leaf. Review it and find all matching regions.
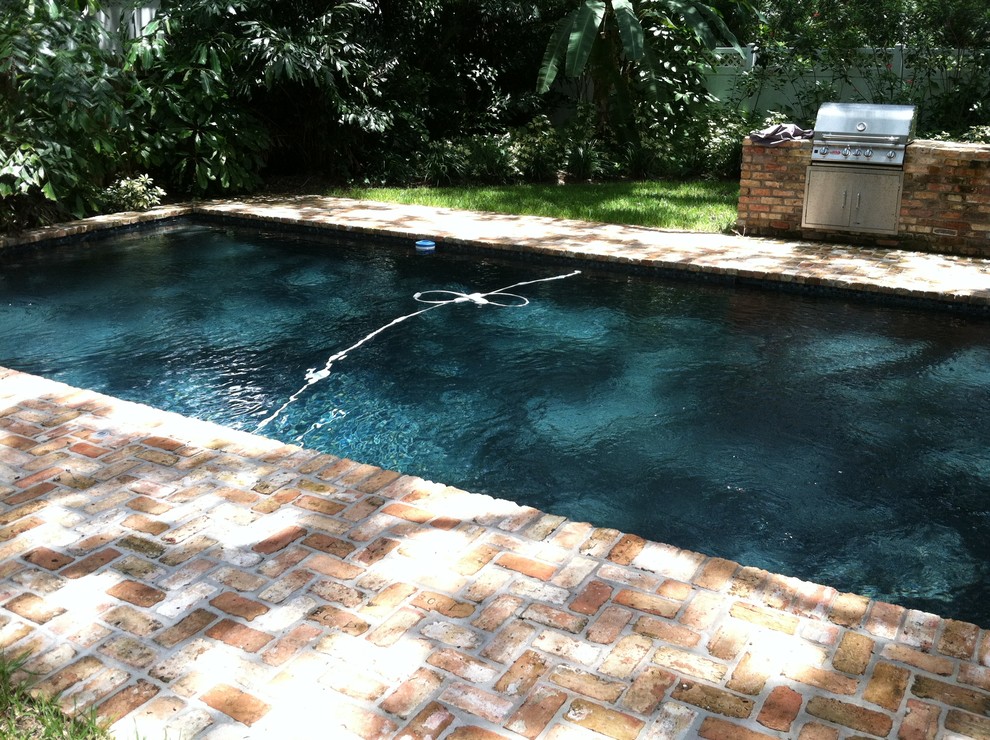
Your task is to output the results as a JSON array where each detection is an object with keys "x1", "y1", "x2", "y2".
[
  {"x1": 566, "y1": 0, "x2": 607, "y2": 79},
  {"x1": 612, "y1": 0, "x2": 644, "y2": 62},
  {"x1": 537, "y1": 9, "x2": 578, "y2": 93}
]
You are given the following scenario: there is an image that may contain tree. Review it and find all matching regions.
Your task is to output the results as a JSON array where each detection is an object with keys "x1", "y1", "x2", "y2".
[
  {"x1": 537, "y1": 0, "x2": 753, "y2": 140},
  {"x1": 355, "y1": 0, "x2": 569, "y2": 181},
  {"x1": 742, "y1": 0, "x2": 990, "y2": 131},
  {"x1": 141, "y1": 0, "x2": 382, "y2": 180},
  {"x1": 1, "y1": 0, "x2": 132, "y2": 226},
  {"x1": 1, "y1": 0, "x2": 274, "y2": 228}
]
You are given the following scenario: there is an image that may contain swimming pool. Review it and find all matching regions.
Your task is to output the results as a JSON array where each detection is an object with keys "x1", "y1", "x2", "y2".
[{"x1": 3, "y1": 223, "x2": 989, "y2": 625}]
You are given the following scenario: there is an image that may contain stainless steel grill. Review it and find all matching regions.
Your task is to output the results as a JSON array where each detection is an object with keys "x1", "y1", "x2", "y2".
[
  {"x1": 810, "y1": 103, "x2": 917, "y2": 166},
  {"x1": 802, "y1": 103, "x2": 917, "y2": 235}
]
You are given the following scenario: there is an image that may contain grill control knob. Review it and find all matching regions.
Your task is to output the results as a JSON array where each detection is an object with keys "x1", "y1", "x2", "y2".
[
  {"x1": 842, "y1": 147, "x2": 851, "y2": 157},
  {"x1": 886, "y1": 150, "x2": 896, "y2": 159},
  {"x1": 853, "y1": 148, "x2": 862, "y2": 156},
  {"x1": 864, "y1": 149, "x2": 873, "y2": 158}
]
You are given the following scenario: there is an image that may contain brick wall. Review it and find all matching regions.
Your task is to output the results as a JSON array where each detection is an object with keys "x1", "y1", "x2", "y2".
[{"x1": 737, "y1": 138, "x2": 990, "y2": 257}]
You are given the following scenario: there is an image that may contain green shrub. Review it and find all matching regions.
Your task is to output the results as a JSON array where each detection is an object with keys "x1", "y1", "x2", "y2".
[
  {"x1": 564, "y1": 140, "x2": 604, "y2": 182},
  {"x1": 559, "y1": 105, "x2": 605, "y2": 181},
  {"x1": 359, "y1": 152, "x2": 418, "y2": 187},
  {"x1": 927, "y1": 125, "x2": 990, "y2": 144},
  {"x1": 0, "y1": 1, "x2": 269, "y2": 232},
  {"x1": 613, "y1": 138, "x2": 664, "y2": 180},
  {"x1": 511, "y1": 116, "x2": 564, "y2": 182},
  {"x1": 961, "y1": 126, "x2": 990, "y2": 143},
  {"x1": 0, "y1": 3, "x2": 129, "y2": 223},
  {"x1": 696, "y1": 106, "x2": 767, "y2": 179},
  {"x1": 0, "y1": 194, "x2": 67, "y2": 235},
  {"x1": 744, "y1": 0, "x2": 990, "y2": 135},
  {"x1": 464, "y1": 135, "x2": 516, "y2": 185},
  {"x1": 624, "y1": 106, "x2": 774, "y2": 181},
  {"x1": 101, "y1": 175, "x2": 167, "y2": 213},
  {"x1": 419, "y1": 140, "x2": 469, "y2": 186}
]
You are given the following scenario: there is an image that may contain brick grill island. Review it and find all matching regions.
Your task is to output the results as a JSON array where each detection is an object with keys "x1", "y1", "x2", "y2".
[{"x1": 737, "y1": 138, "x2": 990, "y2": 258}]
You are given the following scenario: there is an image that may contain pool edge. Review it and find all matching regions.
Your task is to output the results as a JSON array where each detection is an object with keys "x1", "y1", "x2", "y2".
[{"x1": 3, "y1": 197, "x2": 989, "y2": 312}]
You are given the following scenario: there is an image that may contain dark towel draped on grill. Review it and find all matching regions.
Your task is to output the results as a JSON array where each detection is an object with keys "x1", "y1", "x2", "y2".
[{"x1": 749, "y1": 123, "x2": 814, "y2": 145}]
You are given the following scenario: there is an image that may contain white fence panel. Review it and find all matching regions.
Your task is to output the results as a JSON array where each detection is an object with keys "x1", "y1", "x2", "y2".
[
  {"x1": 97, "y1": 2, "x2": 159, "y2": 43},
  {"x1": 708, "y1": 45, "x2": 985, "y2": 118}
]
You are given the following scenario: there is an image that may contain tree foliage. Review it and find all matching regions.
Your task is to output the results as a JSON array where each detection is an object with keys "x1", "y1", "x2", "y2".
[
  {"x1": 3, "y1": 0, "x2": 987, "y2": 232},
  {"x1": 536, "y1": 0, "x2": 754, "y2": 145},
  {"x1": 743, "y1": 0, "x2": 990, "y2": 131},
  {"x1": 0, "y1": 0, "x2": 273, "y2": 228},
  {"x1": 356, "y1": 0, "x2": 569, "y2": 183},
  {"x1": 1, "y1": 0, "x2": 128, "y2": 224}
]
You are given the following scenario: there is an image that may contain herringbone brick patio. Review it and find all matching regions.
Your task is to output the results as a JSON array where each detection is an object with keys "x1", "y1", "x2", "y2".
[{"x1": 0, "y1": 200, "x2": 988, "y2": 739}]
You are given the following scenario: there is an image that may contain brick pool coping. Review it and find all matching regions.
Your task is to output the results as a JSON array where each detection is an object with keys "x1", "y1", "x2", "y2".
[
  {"x1": 3, "y1": 196, "x2": 990, "y2": 307},
  {"x1": 1, "y1": 200, "x2": 989, "y2": 739}
]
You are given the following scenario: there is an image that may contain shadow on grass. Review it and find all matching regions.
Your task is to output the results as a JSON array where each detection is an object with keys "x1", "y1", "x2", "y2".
[{"x1": 328, "y1": 181, "x2": 740, "y2": 232}]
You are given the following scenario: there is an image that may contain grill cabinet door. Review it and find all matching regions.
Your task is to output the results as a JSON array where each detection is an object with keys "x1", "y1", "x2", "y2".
[
  {"x1": 802, "y1": 165, "x2": 904, "y2": 235},
  {"x1": 850, "y1": 170, "x2": 903, "y2": 232},
  {"x1": 802, "y1": 167, "x2": 853, "y2": 229}
]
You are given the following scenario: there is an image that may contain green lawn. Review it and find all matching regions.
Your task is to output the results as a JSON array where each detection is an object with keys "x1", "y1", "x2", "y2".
[
  {"x1": 0, "y1": 652, "x2": 111, "y2": 740},
  {"x1": 330, "y1": 180, "x2": 740, "y2": 233}
]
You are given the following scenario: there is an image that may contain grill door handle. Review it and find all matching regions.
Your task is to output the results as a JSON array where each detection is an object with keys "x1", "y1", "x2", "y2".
[
  {"x1": 842, "y1": 190, "x2": 847, "y2": 209},
  {"x1": 819, "y1": 134, "x2": 900, "y2": 145}
]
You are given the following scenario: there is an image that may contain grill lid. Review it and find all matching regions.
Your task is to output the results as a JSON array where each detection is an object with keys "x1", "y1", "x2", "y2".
[
  {"x1": 814, "y1": 103, "x2": 917, "y2": 142},
  {"x1": 811, "y1": 103, "x2": 917, "y2": 166}
]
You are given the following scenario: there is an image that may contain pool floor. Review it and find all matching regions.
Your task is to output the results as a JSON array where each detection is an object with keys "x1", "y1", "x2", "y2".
[{"x1": 1, "y1": 199, "x2": 989, "y2": 739}]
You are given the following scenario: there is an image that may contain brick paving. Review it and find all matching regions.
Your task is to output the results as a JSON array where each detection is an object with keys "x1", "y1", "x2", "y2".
[
  {"x1": 189, "y1": 196, "x2": 990, "y2": 307},
  {"x1": 1, "y1": 199, "x2": 990, "y2": 739}
]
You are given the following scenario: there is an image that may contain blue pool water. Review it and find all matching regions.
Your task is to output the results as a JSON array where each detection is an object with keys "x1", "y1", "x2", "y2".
[{"x1": 2, "y1": 224, "x2": 989, "y2": 625}]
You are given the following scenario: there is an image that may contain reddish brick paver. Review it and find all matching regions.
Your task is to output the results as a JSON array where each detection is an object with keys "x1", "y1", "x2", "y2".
[{"x1": 1, "y1": 201, "x2": 989, "y2": 738}]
